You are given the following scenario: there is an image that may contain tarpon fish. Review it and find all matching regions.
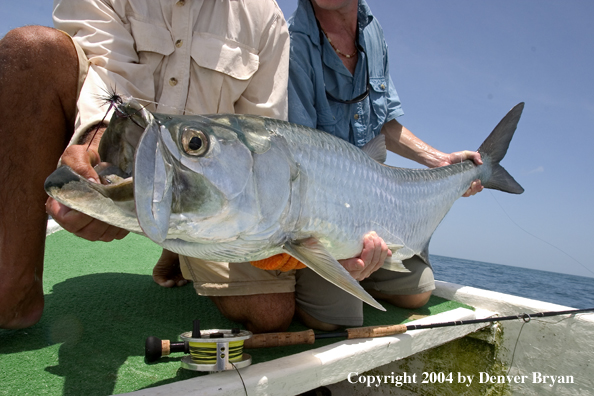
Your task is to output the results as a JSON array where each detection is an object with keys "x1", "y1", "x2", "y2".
[{"x1": 45, "y1": 98, "x2": 524, "y2": 311}]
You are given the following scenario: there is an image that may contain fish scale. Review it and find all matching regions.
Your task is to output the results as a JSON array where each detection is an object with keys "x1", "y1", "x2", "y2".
[{"x1": 274, "y1": 120, "x2": 478, "y2": 263}]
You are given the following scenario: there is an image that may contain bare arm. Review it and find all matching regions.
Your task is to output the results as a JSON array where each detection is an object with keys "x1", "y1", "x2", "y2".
[{"x1": 381, "y1": 119, "x2": 483, "y2": 196}]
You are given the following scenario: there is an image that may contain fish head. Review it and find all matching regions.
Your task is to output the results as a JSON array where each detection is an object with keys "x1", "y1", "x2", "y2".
[{"x1": 134, "y1": 113, "x2": 258, "y2": 243}]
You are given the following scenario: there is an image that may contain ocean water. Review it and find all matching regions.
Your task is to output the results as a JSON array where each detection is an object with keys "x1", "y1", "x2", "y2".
[{"x1": 430, "y1": 255, "x2": 594, "y2": 310}]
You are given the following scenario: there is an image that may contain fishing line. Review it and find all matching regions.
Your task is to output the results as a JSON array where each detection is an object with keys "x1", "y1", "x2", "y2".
[
  {"x1": 230, "y1": 361, "x2": 249, "y2": 396},
  {"x1": 488, "y1": 190, "x2": 594, "y2": 276},
  {"x1": 130, "y1": 97, "x2": 200, "y2": 116},
  {"x1": 506, "y1": 319, "x2": 527, "y2": 376},
  {"x1": 505, "y1": 312, "x2": 583, "y2": 377}
]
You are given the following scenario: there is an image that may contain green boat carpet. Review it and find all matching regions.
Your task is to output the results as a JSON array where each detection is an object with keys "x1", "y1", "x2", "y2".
[{"x1": 0, "y1": 231, "x2": 471, "y2": 396}]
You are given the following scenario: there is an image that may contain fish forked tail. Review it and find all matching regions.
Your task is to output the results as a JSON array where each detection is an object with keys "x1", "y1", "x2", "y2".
[{"x1": 478, "y1": 103, "x2": 525, "y2": 194}]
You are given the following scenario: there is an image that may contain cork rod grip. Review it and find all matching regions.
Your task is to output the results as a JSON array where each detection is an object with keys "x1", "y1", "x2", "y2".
[
  {"x1": 346, "y1": 324, "x2": 407, "y2": 339},
  {"x1": 243, "y1": 329, "x2": 316, "y2": 349}
]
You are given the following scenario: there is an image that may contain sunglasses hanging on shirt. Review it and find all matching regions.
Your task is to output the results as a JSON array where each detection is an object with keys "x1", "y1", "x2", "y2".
[{"x1": 315, "y1": 18, "x2": 371, "y2": 105}]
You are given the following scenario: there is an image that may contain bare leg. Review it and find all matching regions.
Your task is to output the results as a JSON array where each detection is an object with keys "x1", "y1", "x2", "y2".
[
  {"x1": 210, "y1": 293, "x2": 295, "y2": 334},
  {"x1": 152, "y1": 249, "x2": 188, "y2": 288},
  {"x1": 0, "y1": 26, "x2": 79, "y2": 329}
]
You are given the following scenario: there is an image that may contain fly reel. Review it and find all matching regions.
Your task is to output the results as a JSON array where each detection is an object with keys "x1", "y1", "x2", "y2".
[{"x1": 145, "y1": 320, "x2": 252, "y2": 372}]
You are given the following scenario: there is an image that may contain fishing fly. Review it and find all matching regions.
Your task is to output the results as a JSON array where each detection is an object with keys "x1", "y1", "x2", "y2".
[{"x1": 87, "y1": 87, "x2": 149, "y2": 150}]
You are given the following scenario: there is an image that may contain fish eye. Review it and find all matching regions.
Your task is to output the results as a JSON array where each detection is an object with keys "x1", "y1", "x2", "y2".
[{"x1": 181, "y1": 127, "x2": 209, "y2": 156}]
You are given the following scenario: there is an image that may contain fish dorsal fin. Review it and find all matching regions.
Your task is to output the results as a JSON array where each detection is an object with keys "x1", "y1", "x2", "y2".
[
  {"x1": 361, "y1": 134, "x2": 387, "y2": 163},
  {"x1": 282, "y1": 237, "x2": 385, "y2": 311}
]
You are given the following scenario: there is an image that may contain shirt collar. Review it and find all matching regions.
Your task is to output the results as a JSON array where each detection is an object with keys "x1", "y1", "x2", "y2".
[{"x1": 289, "y1": 0, "x2": 375, "y2": 47}]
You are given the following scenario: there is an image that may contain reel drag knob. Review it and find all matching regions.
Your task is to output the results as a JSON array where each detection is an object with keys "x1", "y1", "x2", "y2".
[{"x1": 145, "y1": 336, "x2": 188, "y2": 362}]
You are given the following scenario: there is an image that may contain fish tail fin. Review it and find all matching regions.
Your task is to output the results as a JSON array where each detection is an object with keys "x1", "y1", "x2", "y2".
[{"x1": 478, "y1": 103, "x2": 525, "y2": 194}]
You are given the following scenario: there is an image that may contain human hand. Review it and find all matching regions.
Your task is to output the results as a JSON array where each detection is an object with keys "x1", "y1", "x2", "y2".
[
  {"x1": 46, "y1": 145, "x2": 129, "y2": 242},
  {"x1": 339, "y1": 232, "x2": 391, "y2": 281},
  {"x1": 446, "y1": 150, "x2": 484, "y2": 197}
]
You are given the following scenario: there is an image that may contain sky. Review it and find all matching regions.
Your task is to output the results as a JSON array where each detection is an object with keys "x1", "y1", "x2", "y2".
[{"x1": 2, "y1": 1, "x2": 593, "y2": 279}]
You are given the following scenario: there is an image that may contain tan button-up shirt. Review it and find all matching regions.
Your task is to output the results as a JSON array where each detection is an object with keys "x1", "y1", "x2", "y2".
[{"x1": 53, "y1": 0, "x2": 289, "y2": 143}]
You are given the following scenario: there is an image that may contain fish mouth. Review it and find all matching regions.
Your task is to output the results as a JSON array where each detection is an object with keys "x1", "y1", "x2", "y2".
[
  {"x1": 44, "y1": 165, "x2": 142, "y2": 233},
  {"x1": 45, "y1": 165, "x2": 134, "y2": 203},
  {"x1": 44, "y1": 105, "x2": 180, "y2": 245}
]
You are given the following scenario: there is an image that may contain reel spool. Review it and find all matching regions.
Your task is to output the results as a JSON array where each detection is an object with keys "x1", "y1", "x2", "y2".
[
  {"x1": 180, "y1": 328, "x2": 252, "y2": 372},
  {"x1": 145, "y1": 320, "x2": 252, "y2": 372}
]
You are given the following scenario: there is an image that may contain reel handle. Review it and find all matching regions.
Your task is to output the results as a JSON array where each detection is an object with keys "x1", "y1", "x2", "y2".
[
  {"x1": 145, "y1": 336, "x2": 188, "y2": 362},
  {"x1": 243, "y1": 329, "x2": 315, "y2": 349},
  {"x1": 346, "y1": 324, "x2": 407, "y2": 339}
]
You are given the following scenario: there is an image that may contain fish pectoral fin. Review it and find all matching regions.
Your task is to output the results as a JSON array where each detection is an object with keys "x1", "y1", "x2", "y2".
[
  {"x1": 382, "y1": 244, "x2": 410, "y2": 272},
  {"x1": 283, "y1": 238, "x2": 386, "y2": 311}
]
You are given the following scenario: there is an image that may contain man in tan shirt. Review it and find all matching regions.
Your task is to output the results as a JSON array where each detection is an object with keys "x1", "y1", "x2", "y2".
[{"x1": 0, "y1": 0, "x2": 293, "y2": 330}]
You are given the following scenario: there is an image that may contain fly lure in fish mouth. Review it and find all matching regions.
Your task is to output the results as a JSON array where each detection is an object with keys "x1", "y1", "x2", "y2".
[{"x1": 86, "y1": 87, "x2": 147, "y2": 150}]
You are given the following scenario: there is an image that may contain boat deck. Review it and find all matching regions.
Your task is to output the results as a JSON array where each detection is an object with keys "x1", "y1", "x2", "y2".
[
  {"x1": 0, "y1": 228, "x2": 475, "y2": 396},
  {"x1": 2, "y1": 225, "x2": 592, "y2": 395}
]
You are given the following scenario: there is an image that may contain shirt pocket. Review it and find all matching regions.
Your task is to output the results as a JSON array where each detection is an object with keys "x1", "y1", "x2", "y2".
[
  {"x1": 190, "y1": 33, "x2": 259, "y2": 81},
  {"x1": 369, "y1": 77, "x2": 388, "y2": 126},
  {"x1": 129, "y1": 17, "x2": 174, "y2": 75}
]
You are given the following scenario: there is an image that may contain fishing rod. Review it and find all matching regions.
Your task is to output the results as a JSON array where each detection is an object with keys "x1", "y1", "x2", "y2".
[
  {"x1": 146, "y1": 307, "x2": 593, "y2": 363},
  {"x1": 242, "y1": 307, "x2": 594, "y2": 348}
]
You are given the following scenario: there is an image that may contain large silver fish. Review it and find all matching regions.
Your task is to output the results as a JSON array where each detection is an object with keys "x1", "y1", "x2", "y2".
[{"x1": 45, "y1": 98, "x2": 524, "y2": 311}]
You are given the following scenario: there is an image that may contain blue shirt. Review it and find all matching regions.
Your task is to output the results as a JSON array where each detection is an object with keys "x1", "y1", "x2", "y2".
[{"x1": 287, "y1": 0, "x2": 404, "y2": 148}]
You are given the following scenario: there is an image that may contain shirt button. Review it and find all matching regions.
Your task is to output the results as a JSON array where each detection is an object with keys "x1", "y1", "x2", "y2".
[
  {"x1": 354, "y1": 114, "x2": 359, "y2": 120},
  {"x1": 380, "y1": 84, "x2": 386, "y2": 90},
  {"x1": 176, "y1": 0, "x2": 185, "y2": 5},
  {"x1": 175, "y1": 39, "x2": 183, "y2": 48},
  {"x1": 169, "y1": 78, "x2": 178, "y2": 86}
]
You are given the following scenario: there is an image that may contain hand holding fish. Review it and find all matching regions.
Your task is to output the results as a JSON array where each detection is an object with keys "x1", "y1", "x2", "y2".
[
  {"x1": 381, "y1": 120, "x2": 484, "y2": 197},
  {"x1": 46, "y1": 144, "x2": 129, "y2": 242},
  {"x1": 441, "y1": 150, "x2": 484, "y2": 197},
  {"x1": 339, "y1": 232, "x2": 392, "y2": 281}
]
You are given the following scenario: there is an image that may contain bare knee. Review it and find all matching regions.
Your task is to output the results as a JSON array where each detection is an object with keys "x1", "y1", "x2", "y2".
[
  {"x1": 1, "y1": 26, "x2": 78, "y2": 85},
  {"x1": 295, "y1": 306, "x2": 340, "y2": 331},
  {"x1": 369, "y1": 290, "x2": 432, "y2": 309},
  {"x1": 210, "y1": 293, "x2": 295, "y2": 334},
  {"x1": 2, "y1": 26, "x2": 72, "y2": 55},
  {"x1": 388, "y1": 291, "x2": 432, "y2": 309}
]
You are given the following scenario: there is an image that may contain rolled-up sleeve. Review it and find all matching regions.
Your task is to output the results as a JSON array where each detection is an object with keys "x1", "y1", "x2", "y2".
[{"x1": 53, "y1": 0, "x2": 159, "y2": 143}]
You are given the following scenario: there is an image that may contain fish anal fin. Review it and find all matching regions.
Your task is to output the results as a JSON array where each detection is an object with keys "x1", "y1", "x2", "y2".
[
  {"x1": 382, "y1": 244, "x2": 410, "y2": 272},
  {"x1": 283, "y1": 238, "x2": 386, "y2": 311}
]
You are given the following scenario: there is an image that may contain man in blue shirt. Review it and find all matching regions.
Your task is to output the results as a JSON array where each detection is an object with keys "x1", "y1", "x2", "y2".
[{"x1": 288, "y1": 0, "x2": 483, "y2": 330}]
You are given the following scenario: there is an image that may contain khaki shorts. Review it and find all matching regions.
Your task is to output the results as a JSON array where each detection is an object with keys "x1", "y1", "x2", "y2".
[
  {"x1": 180, "y1": 256, "x2": 297, "y2": 296},
  {"x1": 180, "y1": 255, "x2": 435, "y2": 326}
]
